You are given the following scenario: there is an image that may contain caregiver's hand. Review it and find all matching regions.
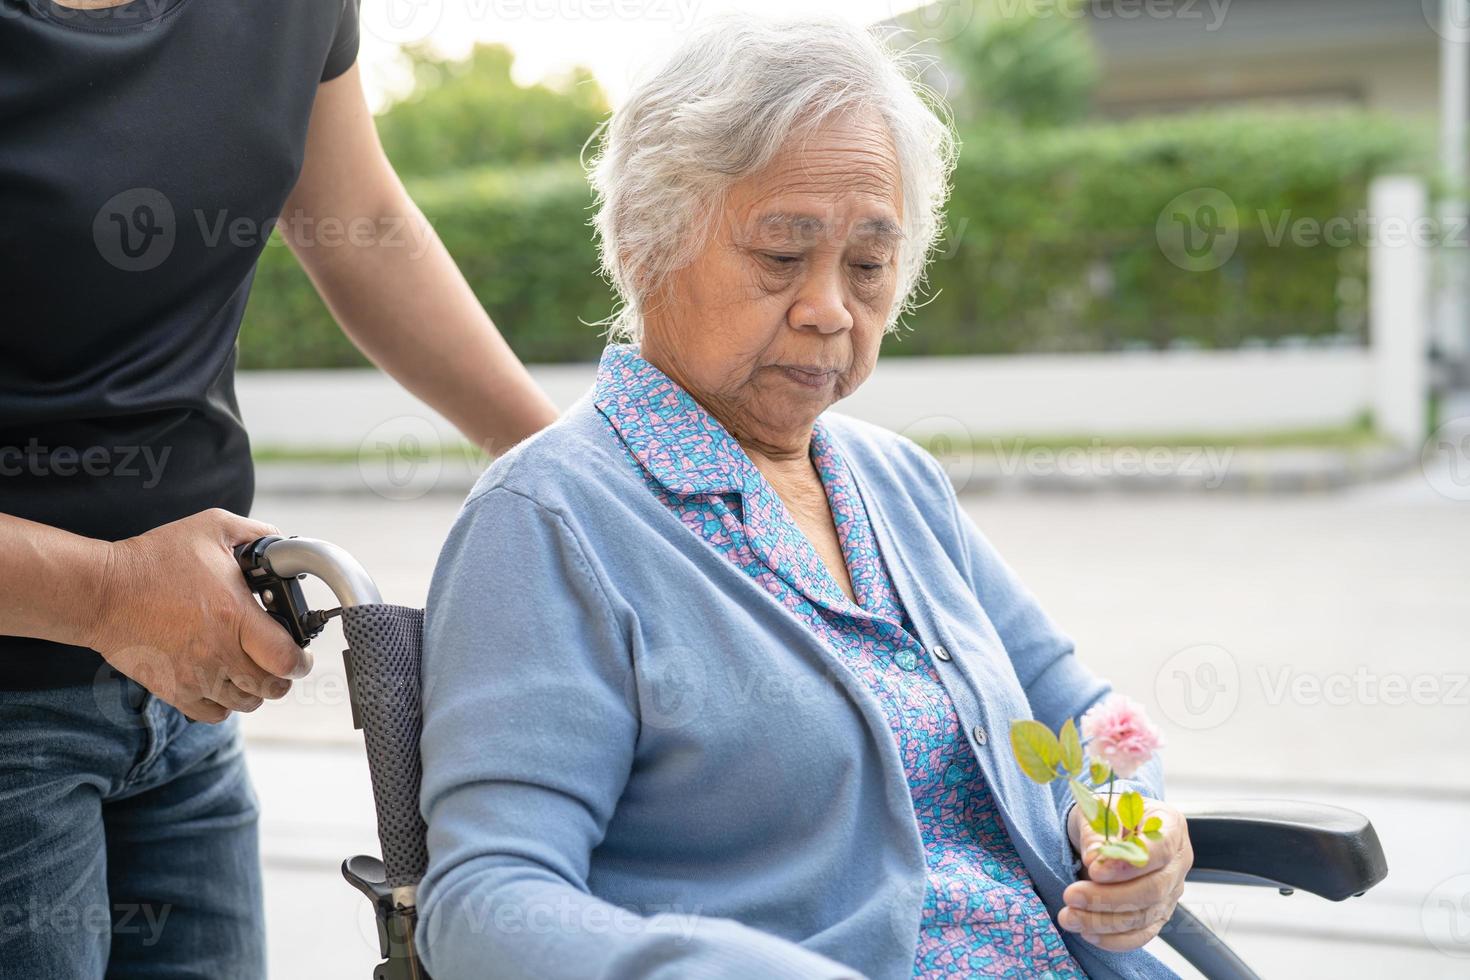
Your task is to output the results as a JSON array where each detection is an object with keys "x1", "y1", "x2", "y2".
[
  {"x1": 1060, "y1": 799, "x2": 1193, "y2": 952},
  {"x1": 86, "y1": 509, "x2": 311, "y2": 722}
]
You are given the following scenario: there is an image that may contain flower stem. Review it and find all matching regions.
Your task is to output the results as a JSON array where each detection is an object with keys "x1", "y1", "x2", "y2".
[{"x1": 1105, "y1": 774, "x2": 1115, "y2": 843}]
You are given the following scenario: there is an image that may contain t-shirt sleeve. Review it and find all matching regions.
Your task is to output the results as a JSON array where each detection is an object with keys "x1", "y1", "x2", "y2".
[{"x1": 320, "y1": 0, "x2": 360, "y2": 82}]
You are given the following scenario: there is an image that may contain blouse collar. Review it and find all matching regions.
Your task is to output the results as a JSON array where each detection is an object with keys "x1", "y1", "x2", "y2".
[
  {"x1": 594, "y1": 344, "x2": 900, "y2": 624},
  {"x1": 594, "y1": 343, "x2": 756, "y2": 498}
]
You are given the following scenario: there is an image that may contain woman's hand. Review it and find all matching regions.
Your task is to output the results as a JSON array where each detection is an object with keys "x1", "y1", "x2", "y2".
[{"x1": 1060, "y1": 798, "x2": 1193, "y2": 952}]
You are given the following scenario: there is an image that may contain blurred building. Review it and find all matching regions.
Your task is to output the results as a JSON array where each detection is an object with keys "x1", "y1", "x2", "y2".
[
  {"x1": 901, "y1": 0, "x2": 1445, "y2": 119},
  {"x1": 1085, "y1": 0, "x2": 1440, "y2": 119},
  {"x1": 904, "y1": 0, "x2": 1468, "y2": 386}
]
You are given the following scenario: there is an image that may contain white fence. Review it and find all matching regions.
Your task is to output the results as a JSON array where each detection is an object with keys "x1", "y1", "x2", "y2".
[{"x1": 238, "y1": 347, "x2": 1375, "y2": 452}]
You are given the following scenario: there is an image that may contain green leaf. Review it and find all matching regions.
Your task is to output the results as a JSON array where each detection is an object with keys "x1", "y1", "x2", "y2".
[
  {"x1": 1143, "y1": 816, "x2": 1163, "y2": 834},
  {"x1": 1068, "y1": 779, "x2": 1101, "y2": 826},
  {"x1": 1009, "y1": 720, "x2": 1062, "y2": 784},
  {"x1": 1117, "y1": 791, "x2": 1144, "y2": 831},
  {"x1": 1089, "y1": 760, "x2": 1111, "y2": 785},
  {"x1": 1059, "y1": 718, "x2": 1083, "y2": 776},
  {"x1": 1088, "y1": 805, "x2": 1120, "y2": 838},
  {"x1": 1144, "y1": 829, "x2": 1164, "y2": 841},
  {"x1": 1095, "y1": 839, "x2": 1151, "y2": 867}
]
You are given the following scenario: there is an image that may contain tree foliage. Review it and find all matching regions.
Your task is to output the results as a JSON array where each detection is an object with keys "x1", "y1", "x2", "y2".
[{"x1": 374, "y1": 44, "x2": 609, "y2": 175}]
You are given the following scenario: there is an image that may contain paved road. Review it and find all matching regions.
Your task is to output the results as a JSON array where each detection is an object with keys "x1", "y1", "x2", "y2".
[{"x1": 243, "y1": 463, "x2": 1469, "y2": 978}]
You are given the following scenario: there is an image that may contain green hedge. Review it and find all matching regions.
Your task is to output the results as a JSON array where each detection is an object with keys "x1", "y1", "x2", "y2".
[
  {"x1": 374, "y1": 45, "x2": 609, "y2": 176},
  {"x1": 241, "y1": 162, "x2": 613, "y2": 369},
  {"x1": 907, "y1": 111, "x2": 1424, "y2": 355},
  {"x1": 239, "y1": 110, "x2": 1425, "y2": 369}
]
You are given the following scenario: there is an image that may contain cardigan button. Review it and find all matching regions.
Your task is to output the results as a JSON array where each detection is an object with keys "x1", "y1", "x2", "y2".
[
  {"x1": 932, "y1": 645, "x2": 951, "y2": 662},
  {"x1": 971, "y1": 725, "x2": 988, "y2": 746}
]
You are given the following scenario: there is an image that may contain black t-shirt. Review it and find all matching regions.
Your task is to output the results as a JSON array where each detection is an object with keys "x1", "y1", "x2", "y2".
[{"x1": 0, "y1": 0, "x2": 360, "y2": 688}]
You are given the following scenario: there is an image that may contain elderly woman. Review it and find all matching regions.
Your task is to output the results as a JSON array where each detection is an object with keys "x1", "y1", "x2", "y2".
[{"x1": 416, "y1": 15, "x2": 1191, "y2": 980}]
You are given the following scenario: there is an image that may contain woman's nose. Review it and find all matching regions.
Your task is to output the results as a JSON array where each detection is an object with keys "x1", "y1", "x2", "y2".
[{"x1": 787, "y1": 268, "x2": 854, "y2": 334}]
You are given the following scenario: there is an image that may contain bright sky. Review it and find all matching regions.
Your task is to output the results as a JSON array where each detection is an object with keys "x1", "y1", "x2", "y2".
[{"x1": 358, "y1": 0, "x2": 940, "y2": 110}]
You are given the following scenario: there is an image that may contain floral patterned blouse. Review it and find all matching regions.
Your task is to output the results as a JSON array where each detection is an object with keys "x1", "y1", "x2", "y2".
[{"x1": 594, "y1": 345, "x2": 1083, "y2": 979}]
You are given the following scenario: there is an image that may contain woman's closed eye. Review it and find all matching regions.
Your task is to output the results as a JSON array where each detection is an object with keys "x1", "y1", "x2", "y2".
[
  {"x1": 848, "y1": 258, "x2": 893, "y2": 293},
  {"x1": 753, "y1": 252, "x2": 805, "y2": 290},
  {"x1": 759, "y1": 253, "x2": 887, "y2": 273}
]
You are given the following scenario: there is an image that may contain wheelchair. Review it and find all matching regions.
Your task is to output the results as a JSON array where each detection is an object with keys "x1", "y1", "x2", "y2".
[{"x1": 237, "y1": 535, "x2": 1389, "y2": 980}]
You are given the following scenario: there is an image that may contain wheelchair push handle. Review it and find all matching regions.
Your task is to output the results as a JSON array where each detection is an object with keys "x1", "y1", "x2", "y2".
[
  {"x1": 236, "y1": 535, "x2": 431, "y2": 940},
  {"x1": 234, "y1": 535, "x2": 384, "y2": 646}
]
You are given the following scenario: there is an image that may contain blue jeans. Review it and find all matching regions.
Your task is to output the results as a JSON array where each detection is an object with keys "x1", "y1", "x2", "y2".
[{"x1": 0, "y1": 669, "x2": 265, "y2": 978}]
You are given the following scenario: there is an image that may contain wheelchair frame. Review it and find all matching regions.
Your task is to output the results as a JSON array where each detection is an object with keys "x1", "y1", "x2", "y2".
[{"x1": 239, "y1": 535, "x2": 1389, "y2": 980}]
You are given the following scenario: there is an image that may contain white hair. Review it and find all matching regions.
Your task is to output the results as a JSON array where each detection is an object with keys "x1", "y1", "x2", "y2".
[{"x1": 586, "y1": 14, "x2": 958, "y2": 341}]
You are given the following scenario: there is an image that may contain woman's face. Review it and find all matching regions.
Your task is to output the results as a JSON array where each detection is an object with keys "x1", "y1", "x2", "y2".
[{"x1": 640, "y1": 109, "x2": 904, "y2": 456}]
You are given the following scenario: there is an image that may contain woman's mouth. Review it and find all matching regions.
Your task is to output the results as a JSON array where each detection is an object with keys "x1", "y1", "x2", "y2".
[{"x1": 776, "y1": 365, "x2": 838, "y2": 389}]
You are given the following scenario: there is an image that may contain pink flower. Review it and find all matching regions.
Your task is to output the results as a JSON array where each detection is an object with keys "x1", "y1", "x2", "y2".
[{"x1": 1081, "y1": 694, "x2": 1163, "y2": 779}]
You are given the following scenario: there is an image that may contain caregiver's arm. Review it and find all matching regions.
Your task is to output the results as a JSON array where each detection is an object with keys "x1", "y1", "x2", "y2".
[
  {"x1": 277, "y1": 63, "x2": 558, "y2": 456},
  {"x1": 416, "y1": 485, "x2": 863, "y2": 980}
]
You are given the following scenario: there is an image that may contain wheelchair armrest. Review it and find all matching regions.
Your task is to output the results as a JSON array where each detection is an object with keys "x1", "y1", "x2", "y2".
[
  {"x1": 1178, "y1": 799, "x2": 1388, "y2": 901},
  {"x1": 342, "y1": 855, "x2": 429, "y2": 980}
]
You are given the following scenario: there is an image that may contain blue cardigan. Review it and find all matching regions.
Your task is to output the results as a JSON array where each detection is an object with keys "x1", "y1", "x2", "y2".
[{"x1": 415, "y1": 392, "x2": 1174, "y2": 980}]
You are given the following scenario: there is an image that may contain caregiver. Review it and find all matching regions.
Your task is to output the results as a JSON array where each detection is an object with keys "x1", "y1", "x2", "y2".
[{"x1": 0, "y1": 1, "x2": 555, "y2": 976}]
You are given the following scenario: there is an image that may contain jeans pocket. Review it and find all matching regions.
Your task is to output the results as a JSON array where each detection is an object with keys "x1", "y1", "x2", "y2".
[{"x1": 124, "y1": 677, "x2": 152, "y2": 713}]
